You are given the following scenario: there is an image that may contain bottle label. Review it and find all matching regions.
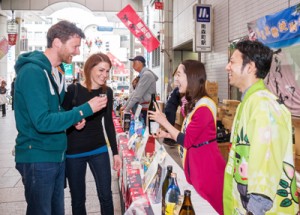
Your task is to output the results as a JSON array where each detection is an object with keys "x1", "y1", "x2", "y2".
[
  {"x1": 150, "y1": 121, "x2": 159, "y2": 134},
  {"x1": 165, "y1": 202, "x2": 176, "y2": 215}
]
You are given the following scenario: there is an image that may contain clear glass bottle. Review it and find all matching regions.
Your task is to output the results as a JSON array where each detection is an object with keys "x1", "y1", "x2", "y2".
[
  {"x1": 165, "y1": 173, "x2": 181, "y2": 215},
  {"x1": 179, "y1": 190, "x2": 195, "y2": 215},
  {"x1": 162, "y1": 165, "x2": 173, "y2": 215},
  {"x1": 148, "y1": 93, "x2": 159, "y2": 135}
]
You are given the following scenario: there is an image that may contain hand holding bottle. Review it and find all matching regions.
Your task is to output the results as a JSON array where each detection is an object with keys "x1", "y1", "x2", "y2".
[
  {"x1": 149, "y1": 102, "x2": 180, "y2": 141},
  {"x1": 148, "y1": 102, "x2": 168, "y2": 127}
]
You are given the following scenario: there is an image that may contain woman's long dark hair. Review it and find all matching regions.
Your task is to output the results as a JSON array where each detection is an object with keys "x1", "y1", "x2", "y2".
[{"x1": 181, "y1": 60, "x2": 209, "y2": 114}]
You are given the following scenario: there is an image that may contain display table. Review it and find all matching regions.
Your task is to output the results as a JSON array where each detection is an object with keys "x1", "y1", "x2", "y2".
[{"x1": 113, "y1": 115, "x2": 218, "y2": 214}]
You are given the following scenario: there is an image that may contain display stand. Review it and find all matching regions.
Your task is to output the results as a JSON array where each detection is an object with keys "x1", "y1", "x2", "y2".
[{"x1": 113, "y1": 114, "x2": 218, "y2": 214}]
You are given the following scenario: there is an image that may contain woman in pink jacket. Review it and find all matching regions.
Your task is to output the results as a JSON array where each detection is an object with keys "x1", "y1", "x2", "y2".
[{"x1": 148, "y1": 60, "x2": 225, "y2": 215}]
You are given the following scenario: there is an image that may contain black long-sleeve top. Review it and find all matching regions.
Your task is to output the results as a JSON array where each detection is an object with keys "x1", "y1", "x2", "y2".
[
  {"x1": 62, "y1": 83, "x2": 118, "y2": 155},
  {"x1": 164, "y1": 87, "x2": 181, "y2": 124}
]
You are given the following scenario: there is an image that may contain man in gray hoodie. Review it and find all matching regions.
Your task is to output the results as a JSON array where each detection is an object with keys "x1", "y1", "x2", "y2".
[{"x1": 122, "y1": 55, "x2": 158, "y2": 122}]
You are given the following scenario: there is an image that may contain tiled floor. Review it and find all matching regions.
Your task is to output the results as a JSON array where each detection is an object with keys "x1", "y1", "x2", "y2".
[{"x1": 0, "y1": 106, "x2": 122, "y2": 215}]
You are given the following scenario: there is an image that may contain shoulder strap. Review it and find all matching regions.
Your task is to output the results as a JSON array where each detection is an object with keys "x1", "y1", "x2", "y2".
[
  {"x1": 192, "y1": 97, "x2": 216, "y2": 122},
  {"x1": 71, "y1": 83, "x2": 78, "y2": 106}
]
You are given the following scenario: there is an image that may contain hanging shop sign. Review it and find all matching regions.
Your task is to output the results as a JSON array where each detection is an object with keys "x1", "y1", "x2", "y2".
[
  {"x1": 117, "y1": 4, "x2": 160, "y2": 52},
  {"x1": 7, "y1": 11, "x2": 18, "y2": 46},
  {"x1": 248, "y1": 3, "x2": 300, "y2": 49},
  {"x1": 194, "y1": 4, "x2": 212, "y2": 52},
  {"x1": 155, "y1": 2, "x2": 164, "y2": 10},
  {"x1": 96, "y1": 26, "x2": 113, "y2": 32}
]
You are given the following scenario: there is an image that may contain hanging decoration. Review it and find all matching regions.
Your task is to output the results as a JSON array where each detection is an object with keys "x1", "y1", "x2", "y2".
[
  {"x1": 7, "y1": 10, "x2": 18, "y2": 46},
  {"x1": 94, "y1": 37, "x2": 103, "y2": 48},
  {"x1": 85, "y1": 39, "x2": 93, "y2": 52}
]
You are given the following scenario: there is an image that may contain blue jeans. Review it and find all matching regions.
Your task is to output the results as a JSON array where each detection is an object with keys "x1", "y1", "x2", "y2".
[
  {"x1": 16, "y1": 162, "x2": 65, "y2": 215},
  {"x1": 66, "y1": 152, "x2": 113, "y2": 215}
]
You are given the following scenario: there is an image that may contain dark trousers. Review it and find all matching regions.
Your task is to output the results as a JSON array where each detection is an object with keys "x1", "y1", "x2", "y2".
[
  {"x1": 66, "y1": 152, "x2": 113, "y2": 215},
  {"x1": 12, "y1": 97, "x2": 14, "y2": 110},
  {"x1": 1, "y1": 104, "x2": 6, "y2": 116},
  {"x1": 16, "y1": 162, "x2": 65, "y2": 215}
]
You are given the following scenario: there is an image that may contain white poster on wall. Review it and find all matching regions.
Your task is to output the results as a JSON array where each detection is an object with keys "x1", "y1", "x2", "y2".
[{"x1": 194, "y1": 4, "x2": 212, "y2": 52}]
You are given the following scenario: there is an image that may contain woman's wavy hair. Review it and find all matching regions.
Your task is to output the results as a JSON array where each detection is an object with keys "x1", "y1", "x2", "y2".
[
  {"x1": 181, "y1": 60, "x2": 209, "y2": 114},
  {"x1": 83, "y1": 53, "x2": 112, "y2": 92}
]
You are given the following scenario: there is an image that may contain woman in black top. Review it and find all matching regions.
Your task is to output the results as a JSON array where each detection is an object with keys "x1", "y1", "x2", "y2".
[{"x1": 62, "y1": 53, "x2": 121, "y2": 215}]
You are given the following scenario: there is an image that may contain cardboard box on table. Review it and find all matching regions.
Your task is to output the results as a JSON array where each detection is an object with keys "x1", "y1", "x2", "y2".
[
  {"x1": 205, "y1": 80, "x2": 218, "y2": 105},
  {"x1": 221, "y1": 99, "x2": 240, "y2": 131}
]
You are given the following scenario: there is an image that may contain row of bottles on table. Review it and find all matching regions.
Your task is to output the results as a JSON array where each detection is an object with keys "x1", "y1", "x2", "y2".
[{"x1": 162, "y1": 165, "x2": 195, "y2": 215}]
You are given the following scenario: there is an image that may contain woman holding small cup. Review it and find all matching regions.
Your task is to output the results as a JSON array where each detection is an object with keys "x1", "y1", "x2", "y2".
[{"x1": 62, "y1": 53, "x2": 121, "y2": 215}]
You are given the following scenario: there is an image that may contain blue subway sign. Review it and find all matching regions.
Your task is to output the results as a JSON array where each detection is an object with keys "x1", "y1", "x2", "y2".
[{"x1": 196, "y1": 6, "x2": 211, "y2": 23}]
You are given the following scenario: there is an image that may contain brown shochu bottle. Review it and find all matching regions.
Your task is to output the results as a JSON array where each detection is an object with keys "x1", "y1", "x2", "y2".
[
  {"x1": 179, "y1": 190, "x2": 195, "y2": 215},
  {"x1": 162, "y1": 165, "x2": 173, "y2": 214}
]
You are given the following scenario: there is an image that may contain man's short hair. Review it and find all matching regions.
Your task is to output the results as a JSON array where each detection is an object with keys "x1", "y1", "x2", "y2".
[
  {"x1": 236, "y1": 40, "x2": 273, "y2": 79},
  {"x1": 46, "y1": 20, "x2": 85, "y2": 48}
]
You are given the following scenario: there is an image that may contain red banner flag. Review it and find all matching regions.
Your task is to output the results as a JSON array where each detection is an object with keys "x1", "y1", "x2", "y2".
[{"x1": 117, "y1": 4, "x2": 160, "y2": 52}]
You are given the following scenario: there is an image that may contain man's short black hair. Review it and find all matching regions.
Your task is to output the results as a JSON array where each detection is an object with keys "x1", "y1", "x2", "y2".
[{"x1": 236, "y1": 40, "x2": 273, "y2": 79}]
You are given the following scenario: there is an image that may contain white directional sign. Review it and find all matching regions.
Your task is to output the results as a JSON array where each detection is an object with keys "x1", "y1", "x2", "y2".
[{"x1": 194, "y1": 4, "x2": 212, "y2": 52}]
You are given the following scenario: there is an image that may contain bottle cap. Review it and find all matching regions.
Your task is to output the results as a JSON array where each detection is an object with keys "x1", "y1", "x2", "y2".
[
  {"x1": 167, "y1": 165, "x2": 173, "y2": 171},
  {"x1": 184, "y1": 190, "x2": 191, "y2": 196}
]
